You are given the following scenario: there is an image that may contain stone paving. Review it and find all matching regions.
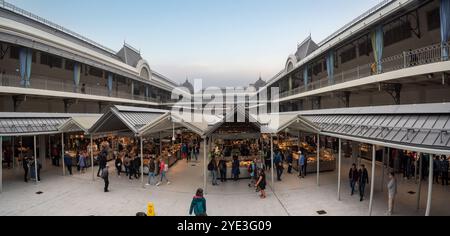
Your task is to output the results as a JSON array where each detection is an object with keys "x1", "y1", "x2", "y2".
[{"x1": 1, "y1": 146, "x2": 449, "y2": 216}]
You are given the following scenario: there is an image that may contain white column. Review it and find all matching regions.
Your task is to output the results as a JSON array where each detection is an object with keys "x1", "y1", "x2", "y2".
[
  {"x1": 381, "y1": 147, "x2": 385, "y2": 192},
  {"x1": 417, "y1": 153, "x2": 422, "y2": 210},
  {"x1": 12, "y1": 137, "x2": 15, "y2": 169},
  {"x1": 368, "y1": 144, "x2": 376, "y2": 216},
  {"x1": 39, "y1": 135, "x2": 46, "y2": 169},
  {"x1": 337, "y1": 138, "x2": 342, "y2": 201},
  {"x1": 317, "y1": 134, "x2": 320, "y2": 186},
  {"x1": 203, "y1": 137, "x2": 207, "y2": 194},
  {"x1": 425, "y1": 154, "x2": 434, "y2": 216},
  {"x1": 0, "y1": 136, "x2": 3, "y2": 193},
  {"x1": 34, "y1": 136, "x2": 38, "y2": 184},
  {"x1": 159, "y1": 132, "x2": 162, "y2": 155},
  {"x1": 140, "y1": 137, "x2": 144, "y2": 187},
  {"x1": 270, "y1": 135, "x2": 274, "y2": 188},
  {"x1": 61, "y1": 133, "x2": 65, "y2": 176},
  {"x1": 90, "y1": 135, "x2": 94, "y2": 181}
]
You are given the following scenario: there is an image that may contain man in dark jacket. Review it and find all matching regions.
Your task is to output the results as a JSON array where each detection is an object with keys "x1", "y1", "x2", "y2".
[
  {"x1": 218, "y1": 157, "x2": 227, "y2": 182},
  {"x1": 97, "y1": 150, "x2": 107, "y2": 177},
  {"x1": 274, "y1": 151, "x2": 283, "y2": 181},
  {"x1": 64, "y1": 152, "x2": 73, "y2": 175},
  {"x1": 135, "y1": 156, "x2": 141, "y2": 179},
  {"x1": 286, "y1": 150, "x2": 293, "y2": 174},
  {"x1": 358, "y1": 164, "x2": 369, "y2": 201},
  {"x1": 349, "y1": 163, "x2": 359, "y2": 195},
  {"x1": 23, "y1": 155, "x2": 29, "y2": 182}
]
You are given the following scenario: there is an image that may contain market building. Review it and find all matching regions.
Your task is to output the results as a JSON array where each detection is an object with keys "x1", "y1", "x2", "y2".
[{"x1": 1, "y1": 0, "x2": 450, "y2": 216}]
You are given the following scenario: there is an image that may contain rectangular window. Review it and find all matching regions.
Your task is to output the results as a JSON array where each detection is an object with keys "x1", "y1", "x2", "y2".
[
  {"x1": 359, "y1": 39, "x2": 372, "y2": 57},
  {"x1": 427, "y1": 8, "x2": 440, "y2": 31},
  {"x1": 89, "y1": 66, "x2": 103, "y2": 78},
  {"x1": 340, "y1": 46, "x2": 356, "y2": 64},
  {"x1": 312, "y1": 62, "x2": 322, "y2": 76},
  {"x1": 40, "y1": 53, "x2": 62, "y2": 68},
  {"x1": 384, "y1": 21, "x2": 412, "y2": 47},
  {"x1": 65, "y1": 60, "x2": 75, "y2": 71},
  {"x1": 10, "y1": 46, "x2": 20, "y2": 59}
]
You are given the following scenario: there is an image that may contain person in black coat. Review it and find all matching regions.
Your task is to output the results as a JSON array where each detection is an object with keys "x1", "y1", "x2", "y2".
[
  {"x1": 134, "y1": 156, "x2": 141, "y2": 179},
  {"x1": 348, "y1": 163, "x2": 359, "y2": 195},
  {"x1": 22, "y1": 155, "x2": 29, "y2": 182},
  {"x1": 218, "y1": 157, "x2": 227, "y2": 182},
  {"x1": 97, "y1": 150, "x2": 107, "y2": 177},
  {"x1": 358, "y1": 164, "x2": 369, "y2": 201},
  {"x1": 115, "y1": 156, "x2": 123, "y2": 176}
]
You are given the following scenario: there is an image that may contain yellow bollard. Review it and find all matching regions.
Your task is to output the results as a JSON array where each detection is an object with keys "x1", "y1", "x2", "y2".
[{"x1": 147, "y1": 202, "x2": 155, "y2": 216}]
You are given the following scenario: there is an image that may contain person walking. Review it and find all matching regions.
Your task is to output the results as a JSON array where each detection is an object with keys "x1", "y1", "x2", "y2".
[
  {"x1": 441, "y1": 156, "x2": 449, "y2": 186},
  {"x1": 358, "y1": 164, "x2": 369, "y2": 201},
  {"x1": 64, "y1": 151, "x2": 73, "y2": 175},
  {"x1": 134, "y1": 155, "x2": 141, "y2": 179},
  {"x1": 255, "y1": 169, "x2": 267, "y2": 199},
  {"x1": 264, "y1": 149, "x2": 271, "y2": 171},
  {"x1": 78, "y1": 152, "x2": 87, "y2": 174},
  {"x1": 218, "y1": 157, "x2": 227, "y2": 182},
  {"x1": 102, "y1": 164, "x2": 109, "y2": 192},
  {"x1": 189, "y1": 188, "x2": 207, "y2": 216},
  {"x1": 146, "y1": 158, "x2": 157, "y2": 186},
  {"x1": 232, "y1": 155, "x2": 240, "y2": 181},
  {"x1": 349, "y1": 163, "x2": 359, "y2": 196},
  {"x1": 124, "y1": 155, "x2": 130, "y2": 177},
  {"x1": 386, "y1": 172, "x2": 397, "y2": 216},
  {"x1": 22, "y1": 155, "x2": 29, "y2": 182},
  {"x1": 274, "y1": 150, "x2": 283, "y2": 181},
  {"x1": 298, "y1": 151, "x2": 307, "y2": 178},
  {"x1": 128, "y1": 156, "x2": 136, "y2": 180},
  {"x1": 156, "y1": 158, "x2": 171, "y2": 186},
  {"x1": 208, "y1": 156, "x2": 219, "y2": 186},
  {"x1": 115, "y1": 155, "x2": 123, "y2": 177},
  {"x1": 287, "y1": 150, "x2": 293, "y2": 174},
  {"x1": 248, "y1": 158, "x2": 257, "y2": 186},
  {"x1": 97, "y1": 151, "x2": 107, "y2": 177}
]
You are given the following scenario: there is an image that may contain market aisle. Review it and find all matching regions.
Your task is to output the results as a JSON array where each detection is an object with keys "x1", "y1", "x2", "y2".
[{"x1": 1, "y1": 144, "x2": 449, "y2": 216}]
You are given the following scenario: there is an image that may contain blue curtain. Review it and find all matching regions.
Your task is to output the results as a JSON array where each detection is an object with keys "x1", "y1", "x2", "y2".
[
  {"x1": 25, "y1": 49, "x2": 32, "y2": 87},
  {"x1": 303, "y1": 67, "x2": 308, "y2": 88},
  {"x1": 371, "y1": 25, "x2": 384, "y2": 74},
  {"x1": 107, "y1": 73, "x2": 113, "y2": 96},
  {"x1": 73, "y1": 63, "x2": 81, "y2": 92},
  {"x1": 441, "y1": 0, "x2": 450, "y2": 60},
  {"x1": 326, "y1": 50, "x2": 334, "y2": 85},
  {"x1": 20, "y1": 48, "x2": 32, "y2": 87},
  {"x1": 19, "y1": 48, "x2": 27, "y2": 87}
]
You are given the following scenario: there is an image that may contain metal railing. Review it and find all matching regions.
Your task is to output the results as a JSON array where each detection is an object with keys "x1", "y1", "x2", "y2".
[
  {"x1": 279, "y1": 42, "x2": 450, "y2": 99},
  {"x1": 0, "y1": 0, "x2": 117, "y2": 55},
  {"x1": 0, "y1": 73, "x2": 166, "y2": 103}
]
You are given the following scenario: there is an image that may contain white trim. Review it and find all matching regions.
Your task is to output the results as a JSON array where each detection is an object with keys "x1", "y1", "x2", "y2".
[
  {"x1": 0, "y1": 86, "x2": 160, "y2": 106},
  {"x1": 277, "y1": 60, "x2": 450, "y2": 103}
]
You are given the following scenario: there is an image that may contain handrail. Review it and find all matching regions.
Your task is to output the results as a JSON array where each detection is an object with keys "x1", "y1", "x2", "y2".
[
  {"x1": 0, "y1": 73, "x2": 165, "y2": 103},
  {"x1": 0, "y1": 0, "x2": 118, "y2": 56},
  {"x1": 279, "y1": 42, "x2": 450, "y2": 99}
]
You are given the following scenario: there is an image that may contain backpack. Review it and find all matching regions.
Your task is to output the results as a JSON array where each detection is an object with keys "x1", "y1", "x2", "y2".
[{"x1": 207, "y1": 162, "x2": 214, "y2": 171}]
